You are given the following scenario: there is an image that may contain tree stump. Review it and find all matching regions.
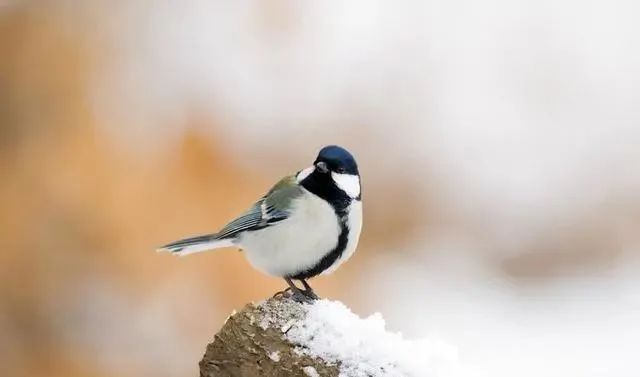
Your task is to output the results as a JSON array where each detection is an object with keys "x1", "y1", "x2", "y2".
[
  {"x1": 199, "y1": 296, "x2": 339, "y2": 377},
  {"x1": 199, "y1": 294, "x2": 461, "y2": 377}
]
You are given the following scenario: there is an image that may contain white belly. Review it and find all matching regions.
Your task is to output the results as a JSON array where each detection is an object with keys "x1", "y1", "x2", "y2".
[{"x1": 238, "y1": 190, "x2": 341, "y2": 277}]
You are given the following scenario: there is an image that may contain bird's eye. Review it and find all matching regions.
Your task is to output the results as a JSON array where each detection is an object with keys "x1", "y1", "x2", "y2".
[{"x1": 336, "y1": 167, "x2": 346, "y2": 173}]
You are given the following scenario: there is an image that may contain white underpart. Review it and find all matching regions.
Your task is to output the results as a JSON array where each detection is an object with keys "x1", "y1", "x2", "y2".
[
  {"x1": 238, "y1": 188, "x2": 341, "y2": 277},
  {"x1": 331, "y1": 172, "x2": 361, "y2": 198},
  {"x1": 322, "y1": 199, "x2": 362, "y2": 275},
  {"x1": 296, "y1": 166, "x2": 315, "y2": 182}
]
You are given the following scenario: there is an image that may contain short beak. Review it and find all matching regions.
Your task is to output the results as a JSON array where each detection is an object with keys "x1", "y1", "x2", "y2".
[{"x1": 315, "y1": 161, "x2": 329, "y2": 173}]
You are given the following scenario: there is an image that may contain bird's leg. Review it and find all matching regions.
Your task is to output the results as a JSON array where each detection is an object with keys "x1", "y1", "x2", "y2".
[
  {"x1": 300, "y1": 279, "x2": 320, "y2": 300},
  {"x1": 284, "y1": 277, "x2": 313, "y2": 303}
]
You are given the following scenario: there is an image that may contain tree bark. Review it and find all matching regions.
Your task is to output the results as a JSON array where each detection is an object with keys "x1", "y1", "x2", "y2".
[{"x1": 199, "y1": 295, "x2": 339, "y2": 377}]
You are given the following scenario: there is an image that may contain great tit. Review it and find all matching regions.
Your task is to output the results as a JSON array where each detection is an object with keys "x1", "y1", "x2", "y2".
[{"x1": 158, "y1": 145, "x2": 362, "y2": 302}]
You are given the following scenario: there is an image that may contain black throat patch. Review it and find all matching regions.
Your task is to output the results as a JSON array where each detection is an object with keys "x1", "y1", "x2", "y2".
[{"x1": 299, "y1": 171, "x2": 352, "y2": 212}]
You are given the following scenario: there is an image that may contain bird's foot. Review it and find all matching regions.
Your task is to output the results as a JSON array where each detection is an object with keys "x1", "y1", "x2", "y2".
[
  {"x1": 272, "y1": 287, "x2": 293, "y2": 298},
  {"x1": 299, "y1": 279, "x2": 320, "y2": 300},
  {"x1": 280, "y1": 277, "x2": 319, "y2": 303},
  {"x1": 302, "y1": 289, "x2": 320, "y2": 300},
  {"x1": 290, "y1": 290, "x2": 316, "y2": 304},
  {"x1": 274, "y1": 288, "x2": 315, "y2": 303},
  {"x1": 292, "y1": 287, "x2": 320, "y2": 302}
]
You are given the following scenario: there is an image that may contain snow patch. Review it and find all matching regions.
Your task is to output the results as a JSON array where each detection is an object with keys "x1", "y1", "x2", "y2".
[
  {"x1": 268, "y1": 351, "x2": 280, "y2": 362},
  {"x1": 286, "y1": 299, "x2": 462, "y2": 377},
  {"x1": 303, "y1": 366, "x2": 320, "y2": 377}
]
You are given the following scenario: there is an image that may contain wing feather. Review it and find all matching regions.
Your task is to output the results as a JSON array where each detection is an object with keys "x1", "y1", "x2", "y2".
[
  {"x1": 215, "y1": 205, "x2": 263, "y2": 239},
  {"x1": 214, "y1": 175, "x2": 303, "y2": 240}
]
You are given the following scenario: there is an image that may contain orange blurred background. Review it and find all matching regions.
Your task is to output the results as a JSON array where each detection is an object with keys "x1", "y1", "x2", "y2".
[{"x1": 1, "y1": 2, "x2": 639, "y2": 377}]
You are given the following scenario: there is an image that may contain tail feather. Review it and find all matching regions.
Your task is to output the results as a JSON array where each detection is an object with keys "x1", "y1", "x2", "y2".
[{"x1": 157, "y1": 234, "x2": 234, "y2": 256}]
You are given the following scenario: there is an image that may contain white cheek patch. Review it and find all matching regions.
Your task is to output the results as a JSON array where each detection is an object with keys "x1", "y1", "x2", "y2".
[
  {"x1": 296, "y1": 166, "x2": 315, "y2": 182},
  {"x1": 331, "y1": 172, "x2": 361, "y2": 198}
]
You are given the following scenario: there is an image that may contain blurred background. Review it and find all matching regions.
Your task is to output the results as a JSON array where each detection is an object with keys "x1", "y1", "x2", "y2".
[{"x1": 1, "y1": 1, "x2": 639, "y2": 376}]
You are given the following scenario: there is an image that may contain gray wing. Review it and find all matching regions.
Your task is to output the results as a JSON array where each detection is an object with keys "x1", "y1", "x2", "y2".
[{"x1": 215, "y1": 175, "x2": 304, "y2": 240}]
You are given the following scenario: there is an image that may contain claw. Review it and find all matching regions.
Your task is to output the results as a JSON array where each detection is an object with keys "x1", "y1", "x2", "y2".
[
  {"x1": 303, "y1": 289, "x2": 320, "y2": 300},
  {"x1": 281, "y1": 277, "x2": 320, "y2": 303},
  {"x1": 272, "y1": 287, "x2": 293, "y2": 298},
  {"x1": 290, "y1": 290, "x2": 315, "y2": 304},
  {"x1": 300, "y1": 279, "x2": 320, "y2": 300}
]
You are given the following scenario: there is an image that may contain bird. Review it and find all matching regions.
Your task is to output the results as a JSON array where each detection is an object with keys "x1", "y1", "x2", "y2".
[{"x1": 157, "y1": 145, "x2": 363, "y2": 302}]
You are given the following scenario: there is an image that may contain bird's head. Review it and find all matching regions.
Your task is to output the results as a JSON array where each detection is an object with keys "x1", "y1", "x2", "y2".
[
  {"x1": 313, "y1": 145, "x2": 359, "y2": 176},
  {"x1": 297, "y1": 145, "x2": 361, "y2": 200}
]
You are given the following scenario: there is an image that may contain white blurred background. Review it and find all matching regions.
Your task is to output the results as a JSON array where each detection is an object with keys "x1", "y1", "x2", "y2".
[{"x1": 1, "y1": 1, "x2": 639, "y2": 376}]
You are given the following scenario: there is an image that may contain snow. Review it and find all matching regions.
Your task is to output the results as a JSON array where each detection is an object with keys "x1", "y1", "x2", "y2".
[
  {"x1": 268, "y1": 351, "x2": 280, "y2": 362},
  {"x1": 284, "y1": 299, "x2": 463, "y2": 377},
  {"x1": 302, "y1": 366, "x2": 320, "y2": 377}
]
